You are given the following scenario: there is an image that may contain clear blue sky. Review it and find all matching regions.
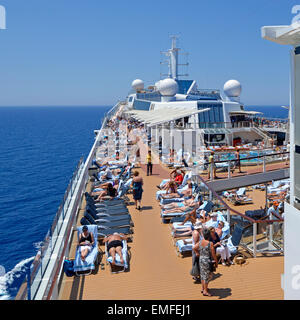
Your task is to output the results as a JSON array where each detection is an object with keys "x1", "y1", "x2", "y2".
[{"x1": 0, "y1": 0, "x2": 298, "y2": 106}]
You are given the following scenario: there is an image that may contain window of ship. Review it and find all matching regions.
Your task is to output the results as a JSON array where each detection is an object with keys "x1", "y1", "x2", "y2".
[
  {"x1": 128, "y1": 96, "x2": 133, "y2": 102},
  {"x1": 197, "y1": 102, "x2": 224, "y2": 128},
  {"x1": 204, "y1": 134, "x2": 225, "y2": 143}
]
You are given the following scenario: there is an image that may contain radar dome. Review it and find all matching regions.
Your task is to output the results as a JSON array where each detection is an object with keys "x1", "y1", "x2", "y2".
[
  {"x1": 223, "y1": 80, "x2": 242, "y2": 97},
  {"x1": 132, "y1": 79, "x2": 144, "y2": 91},
  {"x1": 157, "y1": 78, "x2": 178, "y2": 96}
]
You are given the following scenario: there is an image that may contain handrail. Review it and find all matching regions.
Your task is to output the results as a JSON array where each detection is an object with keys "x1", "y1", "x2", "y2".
[
  {"x1": 16, "y1": 110, "x2": 113, "y2": 300},
  {"x1": 196, "y1": 174, "x2": 284, "y2": 223},
  {"x1": 203, "y1": 151, "x2": 289, "y2": 165},
  {"x1": 15, "y1": 157, "x2": 85, "y2": 300}
]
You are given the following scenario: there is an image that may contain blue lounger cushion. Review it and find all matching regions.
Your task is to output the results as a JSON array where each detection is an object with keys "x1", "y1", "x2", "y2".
[{"x1": 74, "y1": 225, "x2": 98, "y2": 272}]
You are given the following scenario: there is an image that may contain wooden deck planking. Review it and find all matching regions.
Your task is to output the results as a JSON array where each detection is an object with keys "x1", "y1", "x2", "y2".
[{"x1": 58, "y1": 158, "x2": 283, "y2": 300}]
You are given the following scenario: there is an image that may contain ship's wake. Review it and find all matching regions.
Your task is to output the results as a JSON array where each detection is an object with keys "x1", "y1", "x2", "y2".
[{"x1": 0, "y1": 257, "x2": 34, "y2": 300}]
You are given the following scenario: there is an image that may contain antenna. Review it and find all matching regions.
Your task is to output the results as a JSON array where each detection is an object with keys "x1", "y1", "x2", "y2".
[{"x1": 160, "y1": 35, "x2": 189, "y2": 80}]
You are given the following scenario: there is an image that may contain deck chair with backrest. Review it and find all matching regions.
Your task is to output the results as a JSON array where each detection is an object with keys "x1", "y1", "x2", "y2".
[
  {"x1": 84, "y1": 211, "x2": 132, "y2": 230},
  {"x1": 231, "y1": 187, "x2": 253, "y2": 205},
  {"x1": 86, "y1": 206, "x2": 133, "y2": 223},
  {"x1": 74, "y1": 225, "x2": 99, "y2": 276},
  {"x1": 80, "y1": 217, "x2": 133, "y2": 238},
  {"x1": 86, "y1": 207, "x2": 130, "y2": 221},
  {"x1": 222, "y1": 223, "x2": 249, "y2": 257},
  {"x1": 85, "y1": 208, "x2": 133, "y2": 225},
  {"x1": 86, "y1": 202, "x2": 128, "y2": 214},
  {"x1": 86, "y1": 200, "x2": 127, "y2": 212}
]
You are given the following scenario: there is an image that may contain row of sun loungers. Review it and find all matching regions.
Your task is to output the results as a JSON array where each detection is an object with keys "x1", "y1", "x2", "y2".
[{"x1": 72, "y1": 126, "x2": 138, "y2": 275}]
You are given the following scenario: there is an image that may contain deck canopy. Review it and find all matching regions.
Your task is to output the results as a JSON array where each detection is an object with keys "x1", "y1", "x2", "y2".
[
  {"x1": 203, "y1": 128, "x2": 232, "y2": 134},
  {"x1": 124, "y1": 107, "x2": 210, "y2": 127},
  {"x1": 229, "y1": 111, "x2": 263, "y2": 116}
]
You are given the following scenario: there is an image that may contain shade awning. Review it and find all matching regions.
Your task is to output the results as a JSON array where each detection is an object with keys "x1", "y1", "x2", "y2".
[
  {"x1": 203, "y1": 128, "x2": 232, "y2": 134},
  {"x1": 229, "y1": 110, "x2": 263, "y2": 116},
  {"x1": 124, "y1": 107, "x2": 211, "y2": 127}
]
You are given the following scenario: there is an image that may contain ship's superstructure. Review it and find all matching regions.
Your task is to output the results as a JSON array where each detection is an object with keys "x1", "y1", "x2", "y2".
[
  {"x1": 124, "y1": 38, "x2": 278, "y2": 161},
  {"x1": 262, "y1": 20, "x2": 300, "y2": 300}
]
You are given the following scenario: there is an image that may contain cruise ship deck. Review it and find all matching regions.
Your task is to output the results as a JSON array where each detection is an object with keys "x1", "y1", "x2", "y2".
[{"x1": 58, "y1": 144, "x2": 284, "y2": 300}]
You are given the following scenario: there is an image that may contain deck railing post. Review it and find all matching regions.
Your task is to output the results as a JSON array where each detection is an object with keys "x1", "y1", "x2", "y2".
[
  {"x1": 253, "y1": 222, "x2": 257, "y2": 258},
  {"x1": 226, "y1": 209, "x2": 230, "y2": 225},
  {"x1": 26, "y1": 266, "x2": 31, "y2": 300},
  {"x1": 263, "y1": 155, "x2": 266, "y2": 172},
  {"x1": 210, "y1": 162, "x2": 213, "y2": 182},
  {"x1": 228, "y1": 160, "x2": 231, "y2": 179}
]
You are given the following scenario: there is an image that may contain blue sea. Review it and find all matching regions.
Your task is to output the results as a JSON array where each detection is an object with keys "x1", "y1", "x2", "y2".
[
  {"x1": 0, "y1": 106, "x2": 110, "y2": 300},
  {"x1": 0, "y1": 105, "x2": 288, "y2": 300}
]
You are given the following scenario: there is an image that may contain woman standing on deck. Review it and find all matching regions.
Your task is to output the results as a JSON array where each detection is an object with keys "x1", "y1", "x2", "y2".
[
  {"x1": 132, "y1": 171, "x2": 144, "y2": 210},
  {"x1": 193, "y1": 228, "x2": 218, "y2": 297}
]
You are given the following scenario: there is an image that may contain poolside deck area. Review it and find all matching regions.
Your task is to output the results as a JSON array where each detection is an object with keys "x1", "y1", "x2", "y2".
[{"x1": 58, "y1": 159, "x2": 284, "y2": 300}]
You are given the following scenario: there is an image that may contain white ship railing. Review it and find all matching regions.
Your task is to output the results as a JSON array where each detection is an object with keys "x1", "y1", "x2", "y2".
[{"x1": 16, "y1": 111, "x2": 112, "y2": 300}]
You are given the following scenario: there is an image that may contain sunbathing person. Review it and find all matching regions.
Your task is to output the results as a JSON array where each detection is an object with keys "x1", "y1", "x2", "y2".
[
  {"x1": 96, "y1": 163, "x2": 114, "y2": 182},
  {"x1": 103, "y1": 232, "x2": 127, "y2": 265},
  {"x1": 95, "y1": 183, "x2": 117, "y2": 201},
  {"x1": 160, "y1": 194, "x2": 195, "y2": 209},
  {"x1": 172, "y1": 208, "x2": 207, "y2": 236},
  {"x1": 78, "y1": 225, "x2": 95, "y2": 261},
  {"x1": 173, "y1": 223, "x2": 201, "y2": 238},
  {"x1": 159, "y1": 181, "x2": 177, "y2": 198},
  {"x1": 161, "y1": 196, "x2": 201, "y2": 213},
  {"x1": 157, "y1": 169, "x2": 185, "y2": 190},
  {"x1": 92, "y1": 178, "x2": 119, "y2": 196},
  {"x1": 161, "y1": 182, "x2": 193, "y2": 199}
]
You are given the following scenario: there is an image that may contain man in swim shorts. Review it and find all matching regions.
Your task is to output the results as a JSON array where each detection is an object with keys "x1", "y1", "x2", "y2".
[{"x1": 103, "y1": 233, "x2": 127, "y2": 265}]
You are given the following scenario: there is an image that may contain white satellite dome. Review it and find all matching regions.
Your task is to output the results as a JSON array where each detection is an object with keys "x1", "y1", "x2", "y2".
[
  {"x1": 157, "y1": 78, "x2": 178, "y2": 96},
  {"x1": 223, "y1": 80, "x2": 242, "y2": 97},
  {"x1": 131, "y1": 79, "x2": 144, "y2": 91}
]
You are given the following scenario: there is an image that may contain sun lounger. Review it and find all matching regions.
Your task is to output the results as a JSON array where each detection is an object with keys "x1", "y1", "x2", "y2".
[
  {"x1": 85, "y1": 209, "x2": 133, "y2": 225},
  {"x1": 86, "y1": 206, "x2": 132, "y2": 222},
  {"x1": 105, "y1": 239, "x2": 129, "y2": 273},
  {"x1": 175, "y1": 238, "x2": 193, "y2": 257},
  {"x1": 222, "y1": 224, "x2": 245, "y2": 255},
  {"x1": 84, "y1": 211, "x2": 132, "y2": 229},
  {"x1": 232, "y1": 196, "x2": 253, "y2": 206},
  {"x1": 160, "y1": 207, "x2": 195, "y2": 223},
  {"x1": 86, "y1": 203, "x2": 128, "y2": 214},
  {"x1": 74, "y1": 225, "x2": 99, "y2": 276}
]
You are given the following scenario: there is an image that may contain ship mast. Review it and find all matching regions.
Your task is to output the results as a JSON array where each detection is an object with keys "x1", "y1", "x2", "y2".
[{"x1": 160, "y1": 36, "x2": 189, "y2": 80}]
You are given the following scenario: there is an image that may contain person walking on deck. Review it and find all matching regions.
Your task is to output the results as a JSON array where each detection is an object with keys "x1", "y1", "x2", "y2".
[
  {"x1": 131, "y1": 171, "x2": 144, "y2": 210},
  {"x1": 146, "y1": 150, "x2": 153, "y2": 176}
]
